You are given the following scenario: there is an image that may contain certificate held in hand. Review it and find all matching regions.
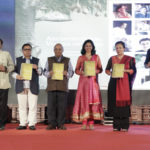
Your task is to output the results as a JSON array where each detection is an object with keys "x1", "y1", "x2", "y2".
[
  {"x1": 52, "y1": 63, "x2": 64, "y2": 80},
  {"x1": 20, "y1": 63, "x2": 33, "y2": 80},
  {"x1": 84, "y1": 61, "x2": 96, "y2": 76},
  {"x1": 112, "y1": 64, "x2": 125, "y2": 78}
]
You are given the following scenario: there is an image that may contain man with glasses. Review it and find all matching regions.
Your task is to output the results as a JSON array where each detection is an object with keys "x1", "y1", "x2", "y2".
[{"x1": 12, "y1": 43, "x2": 42, "y2": 130}]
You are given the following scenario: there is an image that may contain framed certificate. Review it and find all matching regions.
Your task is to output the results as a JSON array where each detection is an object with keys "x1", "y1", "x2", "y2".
[
  {"x1": 20, "y1": 63, "x2": 33, "y2": 80},
  {"x1": 112, "y1": 64, "x2": 124, "y2": 78},
  {"x1": 84, "y1": 61, "x2": 96, "y2": 76},
  {"x1": 52, "y1": 63, "x2": 64, "y2": 80}
]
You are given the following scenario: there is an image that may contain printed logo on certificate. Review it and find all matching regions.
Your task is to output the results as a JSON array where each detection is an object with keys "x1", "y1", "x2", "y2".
[
  {"x1": 84, "y1": 61, "x2": 96, "y2": 76},
  {"x1": 52, "y1": 63, "x2": 64, "y2": 80},
  {"x1": 20, "y1": 63, "x2": 33, "y2": 80},
  {"x1": 112, "y1": 64, "x2": 124, "y2": 78}
]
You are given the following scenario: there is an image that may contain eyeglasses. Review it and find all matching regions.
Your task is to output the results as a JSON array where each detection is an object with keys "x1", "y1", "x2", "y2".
[
  {"x1": 23, "y1": 49, "x2": 31, "y2": 51},
  {"x1": 54, "y1": 48, "x2": 62, "y2": 51}
]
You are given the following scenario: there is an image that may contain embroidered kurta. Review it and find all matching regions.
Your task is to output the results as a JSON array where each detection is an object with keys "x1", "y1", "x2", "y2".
[{"x1": 72, "y1": 54, "x2": 103, "y2": 122}]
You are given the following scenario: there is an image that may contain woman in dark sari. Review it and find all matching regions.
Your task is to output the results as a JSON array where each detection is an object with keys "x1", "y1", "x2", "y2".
[{"x1": 105, "y1": 41, "x2": 136, "y2": 132}]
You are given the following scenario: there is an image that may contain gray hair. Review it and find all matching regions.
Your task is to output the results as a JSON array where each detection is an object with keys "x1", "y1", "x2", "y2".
[{"x1": 54, "y1": 43, "x2": 64, "y2": 52}]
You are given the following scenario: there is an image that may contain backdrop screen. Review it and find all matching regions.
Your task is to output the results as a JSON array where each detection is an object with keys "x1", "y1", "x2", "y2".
[
  {"x1": 15, "y1": 0, "x2": 150, "y2": 90},
  {"x1": 109, "y1": 0, "x2": 150, "y2": 90},
  {"x1": 15, "y1": 0, "x2": 108, "y2": 90}
]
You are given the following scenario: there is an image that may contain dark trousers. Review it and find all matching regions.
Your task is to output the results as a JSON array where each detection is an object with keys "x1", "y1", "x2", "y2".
[
  {"x1": 113, "y1": 117, "x2": 129, "y2": 130},
  {"x1": 47, "y1": 91, "x2": 68, "y2": 128},
  {"x1": 0, "y1": 89, "x2": 9, "y2": 127}
]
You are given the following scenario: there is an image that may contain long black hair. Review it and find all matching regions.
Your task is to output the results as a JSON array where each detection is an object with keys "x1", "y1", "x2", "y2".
[{"x1": 81, "y1": 39, "x2": 96, "y2": 55}]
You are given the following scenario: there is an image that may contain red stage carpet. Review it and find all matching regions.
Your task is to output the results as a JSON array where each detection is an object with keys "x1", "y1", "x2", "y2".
[{"x1": 0, "y1": 124, "x2": 150, "y2": 150}]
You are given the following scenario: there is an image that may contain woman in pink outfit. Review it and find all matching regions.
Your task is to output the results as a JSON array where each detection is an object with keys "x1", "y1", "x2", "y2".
[{"x1": 72, "y1": 39, "x2": 104, "y2": 130}]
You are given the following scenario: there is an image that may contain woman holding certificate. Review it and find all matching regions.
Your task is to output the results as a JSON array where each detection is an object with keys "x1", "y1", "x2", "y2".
[
  {"x1": 72, "y1": 39, "x2": 103, "y2": 130},
  {"x1": 105, "y1": 41, "x2": 136, "y2": 132}
]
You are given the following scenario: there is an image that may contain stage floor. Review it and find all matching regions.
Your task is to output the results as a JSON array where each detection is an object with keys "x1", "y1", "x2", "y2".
[{"x1": 0, "y1": 124, "x2": 150, "y2": 150}]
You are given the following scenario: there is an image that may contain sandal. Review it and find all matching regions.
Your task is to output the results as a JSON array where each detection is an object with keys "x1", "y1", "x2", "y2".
[
  {"x1": 89, "y1": 124, "x2": 94, "y2": 130},
  {"x1": 81, "y1": 125, "x2": 87, "y2": 130}
]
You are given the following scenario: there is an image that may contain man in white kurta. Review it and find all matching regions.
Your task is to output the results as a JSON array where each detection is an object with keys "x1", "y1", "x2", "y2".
[
  {"x1": 12, "y1": 43, "x2": 42, "y2": 130},
  {"x1": 0, "y1": 38, "x2": 14, "y2": 130}
]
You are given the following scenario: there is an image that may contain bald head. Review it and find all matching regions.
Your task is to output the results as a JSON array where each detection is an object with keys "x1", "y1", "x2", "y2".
[{"x1": 54, "y1": 43, "x2": 64, "y2": 58}]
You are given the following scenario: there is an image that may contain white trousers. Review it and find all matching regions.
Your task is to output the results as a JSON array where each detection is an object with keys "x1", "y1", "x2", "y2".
[{"x1": 17, "y1": 89, "x2": 38, "y2": 126}]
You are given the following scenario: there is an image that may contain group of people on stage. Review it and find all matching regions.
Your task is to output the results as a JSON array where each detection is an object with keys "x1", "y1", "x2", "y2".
[{"x1": 0, "y1": 38, "x2": 141, "y2": 132}]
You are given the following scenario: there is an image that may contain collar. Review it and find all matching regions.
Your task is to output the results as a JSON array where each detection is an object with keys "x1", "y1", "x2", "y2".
[
  {"x1": 22, "y1": 55, "x2": 32, "y2": 59},
  {"x1": 55, "y1": 55, "x2": 63, "y2": 61}
]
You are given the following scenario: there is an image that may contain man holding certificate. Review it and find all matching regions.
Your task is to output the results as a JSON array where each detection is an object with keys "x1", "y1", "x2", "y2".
[
  {"x1": 12, "y1": 43, "x2": 42, "y2": 130},
  {"x1": 44, "y1": 43, "x2": 74, "y2": 130},
  {"x1": 105, "y1": 41, "x2": 136, "y2": 132},
  {"x1": 0, "y1": 39, "x2": 14, "y2": 130}
]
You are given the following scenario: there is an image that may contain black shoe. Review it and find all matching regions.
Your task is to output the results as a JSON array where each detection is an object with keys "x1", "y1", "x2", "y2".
[
  {"x1": 121, "y1": 129, "x2": 128, "y2": 132},
  {"x1": 113, "y1": 128, "x2": 120, "y2": 131},
  {"x1": 16, "y1": 126, "x2": 27, "y2": 130},
  {"x1": 29, "y1": 126, "x2": 36, "y2": 130},
  {"x1": 0, "y1": 126, "x2": 5, "y2": 130},
  {"x1": 46, "y1": 124, "x2": 56, "y2": 130},
  {"x1": 58, "y1": 125, "x2": 67, "y2": 130}
]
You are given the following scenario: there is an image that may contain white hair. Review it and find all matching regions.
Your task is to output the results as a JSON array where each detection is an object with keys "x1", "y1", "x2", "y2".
[{"x1": 54, "y1": 43, "x2": 64, "y2": 52}]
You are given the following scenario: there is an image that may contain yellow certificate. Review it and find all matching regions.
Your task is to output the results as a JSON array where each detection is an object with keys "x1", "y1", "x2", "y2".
[
  {"x1": 84, "y1": 61, "x2": 96, "y2": 76},
  {"x1": 112, "y1": 64, "x2": 124, "y2": 78},
  {"x1": 20, "y1": 63, "x2": 33, "y2": 80},
  {"x1": 52, "y1": 63, "x2": 64, "y2": 80}
]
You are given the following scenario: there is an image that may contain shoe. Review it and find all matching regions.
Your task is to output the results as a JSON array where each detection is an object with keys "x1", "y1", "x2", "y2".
[
  {"x1": 46, "y1": 124, "x2": 56, "y2": 130},
  {"x1": 89, "y1": 124, "x2": 94, "y2": 130},
  {"x1": 81, "y1": 125, "x2": 87, "y2": 130},
  {"x1": 16, "y1": 126, "x2": 27, "y2": 130},
  {"x1": 29, "y1": 126, "x2": 36, "y2": 130},
  {"x1": 0, "y1": 126, "x2": 5, "y2": 130},
  {"x1": 122, "y1": 129, "x2": 128, "y2": 132},
  {"x1": 58, "y1": 125, "x2": 67, "y2": 130},
  {"x1": 113, "y1": 128, "x2": 120, "y2": 131}
]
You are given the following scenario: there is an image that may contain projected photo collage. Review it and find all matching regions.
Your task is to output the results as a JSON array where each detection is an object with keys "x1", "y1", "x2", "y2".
[{"x1": 111, "y1": 2, "x2": 150, "y2": 89}]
